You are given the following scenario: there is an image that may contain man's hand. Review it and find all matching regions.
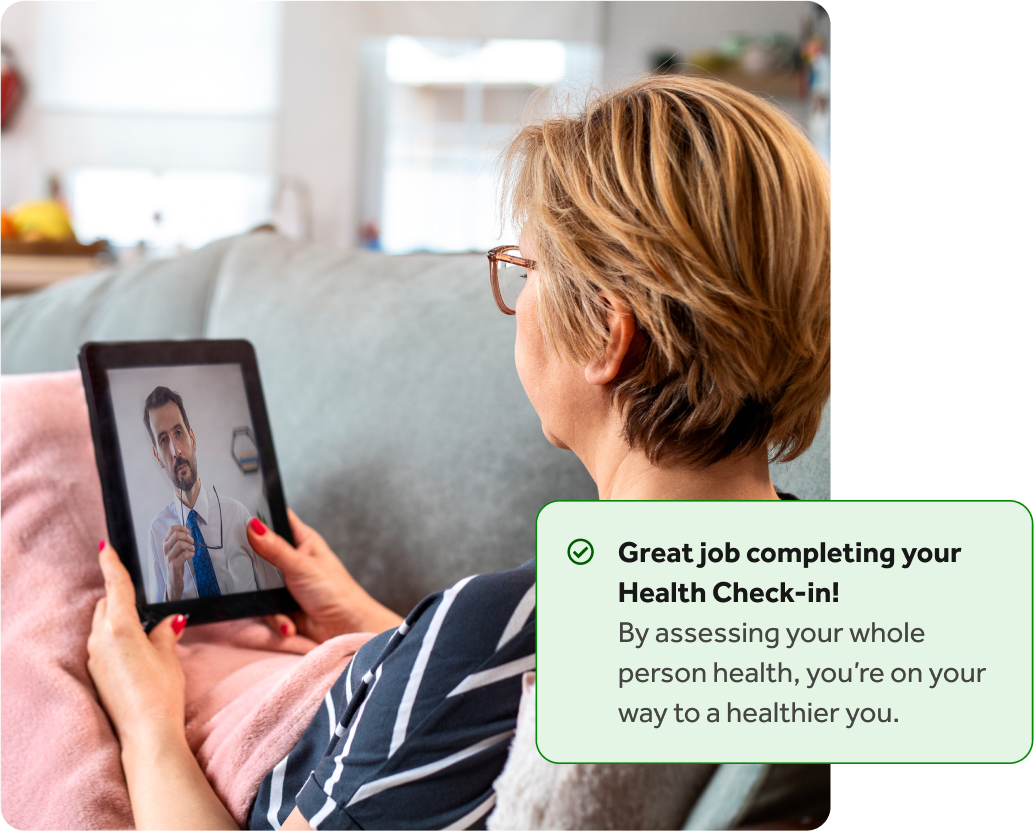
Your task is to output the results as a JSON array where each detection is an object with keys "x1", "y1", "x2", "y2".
[
  {"x1": 163, "y1": 524, "x2": 194, "y2": 601},
  {"x1": 248, "y1": 510, "x2": 403, "y2": 642}
]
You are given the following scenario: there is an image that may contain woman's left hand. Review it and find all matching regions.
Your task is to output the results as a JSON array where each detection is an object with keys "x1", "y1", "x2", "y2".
[{"x1": 87, "y1": 542, "x2": 188, "y2": 750}]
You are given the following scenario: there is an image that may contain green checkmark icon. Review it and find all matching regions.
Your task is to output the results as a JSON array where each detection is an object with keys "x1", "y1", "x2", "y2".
[{"x1": 567, "y1": 538, "x2": 594, "y2": 565}]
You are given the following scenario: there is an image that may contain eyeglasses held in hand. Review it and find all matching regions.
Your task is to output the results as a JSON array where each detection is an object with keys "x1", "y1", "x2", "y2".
[{"x1": 487, "y1": 245, "x2": 537, "y2": 315}]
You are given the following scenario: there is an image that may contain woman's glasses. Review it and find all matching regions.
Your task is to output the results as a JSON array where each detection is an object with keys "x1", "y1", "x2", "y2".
[{"x1": 487, "y1": 245, "x2": 536, "y2": 315}]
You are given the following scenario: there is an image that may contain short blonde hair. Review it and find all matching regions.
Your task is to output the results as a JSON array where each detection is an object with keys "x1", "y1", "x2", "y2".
[{"x1": 502, "y1": 76, "x2": 830, "y2": 466}]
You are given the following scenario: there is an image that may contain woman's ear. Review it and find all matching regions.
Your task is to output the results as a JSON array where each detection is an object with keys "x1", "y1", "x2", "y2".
[{"x1": 585, "y1": 292, "x2": 640, "y2": 386}]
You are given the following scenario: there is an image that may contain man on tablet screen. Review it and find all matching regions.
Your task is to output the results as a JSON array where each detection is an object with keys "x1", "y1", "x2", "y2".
[{"x1": 143, "y1": 386, "x2": 284, "y2": 602}]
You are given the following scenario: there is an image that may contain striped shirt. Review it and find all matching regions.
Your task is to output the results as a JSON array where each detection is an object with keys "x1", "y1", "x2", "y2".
[{"x1": 249, "y1": 559, "x2": 536, "y2": 830}]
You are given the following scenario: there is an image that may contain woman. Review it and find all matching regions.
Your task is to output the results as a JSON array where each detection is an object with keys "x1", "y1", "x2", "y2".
[{"x1": 87, "y1": 75, "x2": 829, "y2": 829}]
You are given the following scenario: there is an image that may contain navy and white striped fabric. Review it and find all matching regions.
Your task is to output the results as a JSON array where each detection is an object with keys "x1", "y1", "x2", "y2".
[{"x1": 249, "y1": 559, "x2": 536, "y2": 830}]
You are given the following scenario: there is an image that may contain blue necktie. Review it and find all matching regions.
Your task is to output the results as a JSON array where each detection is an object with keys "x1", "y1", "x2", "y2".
[{"x1": 187, "y1": 509, "x2": 222, "y2": 598}]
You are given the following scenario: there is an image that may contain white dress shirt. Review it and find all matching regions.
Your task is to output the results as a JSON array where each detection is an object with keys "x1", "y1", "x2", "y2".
[{"x1": 149, "y1": 479, "x2": 284, "y2": 602}]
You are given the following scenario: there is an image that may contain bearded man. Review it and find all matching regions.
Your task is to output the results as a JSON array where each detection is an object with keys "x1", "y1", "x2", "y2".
[{"x1": 144, "y1": 386, "x2": 283, "y2": 602}]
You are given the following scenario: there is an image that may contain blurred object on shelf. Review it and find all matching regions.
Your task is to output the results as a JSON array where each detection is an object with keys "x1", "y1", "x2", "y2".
[
  {"x1": 718, "y1": 33, "x2": 750, "y2": 62},
  {"x1": 359, "y1": 221, "x2": 380, "y2": 251},
  {"x1": 8, "y1": 199, "x2": 76, "y2": 243},
  {"x1": 1, "y1": 212, "x2": 16, "y2": 239},
  {"x1": 798, "y1": 1, "x2": 831, "y2": 164},
  {"x1": 740, "y1": 44, "x2": 773, "y2": 74},
  {"x1": 687, "y1": 50, "x2": 732, "y2": 74},
  {"x1": 679, "y1": 32, "x2": 804, "y2": 99},
  {"x1": 650, "y1": 48, "x2": 683, "y2": 75},
  {"x1": 800, "y1": 33, "x2": 830, "y2": 100},
  {"x1": 47, "y1": 172, "x2": 70, "y2": 210},
  {"x1": 740, "y1": 34, "x2": 799, "y2": 75},
  {"x1": 1, "y1": 43, "x2": 25, "y2": 131},
  {"x1": 271, "y1": 178, "x2": 312, "y2": 242},
  {"x1": 686, "y1": 65, "x2": 801, "y2": 98},
  {"x1": 800, "y1": 3, "x2": 831, "y2": 164}
]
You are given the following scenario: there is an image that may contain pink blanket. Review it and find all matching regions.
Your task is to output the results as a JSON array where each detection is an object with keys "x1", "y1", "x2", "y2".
[
  {"x1": 178, "y1": 624, "x2": 373, "y2": 824},
  {"x1": 1, "y1": 371, "x2": 374, "y2": 829}
]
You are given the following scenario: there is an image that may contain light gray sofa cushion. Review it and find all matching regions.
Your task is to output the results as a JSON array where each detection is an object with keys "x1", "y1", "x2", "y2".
[
  {"x1": 0, "y1": 236, "x2": 235, "y2": 373},
  {"x1": 204, "y1": 234, "x2": 597, "y2": 612},
  {"x1": 207, "y1": 236, "x2": 839, "y2": 611}
]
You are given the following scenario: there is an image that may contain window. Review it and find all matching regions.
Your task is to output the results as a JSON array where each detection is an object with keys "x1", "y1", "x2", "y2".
[
  {"x1": 68, "y1": 169, "x2": 273, "y2": 250},
  {"x1": 33, "y1": 1, "x2": 282, "y2": 253},
  {"x1": 36, "y1": 1, "x2": 281, "y2": 115},
  {"x1": 361, "y1": 37, "x2": 602, "y2": 254}
]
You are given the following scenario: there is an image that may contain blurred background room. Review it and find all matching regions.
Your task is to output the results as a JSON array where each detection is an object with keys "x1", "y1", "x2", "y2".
[
  {"x1": 0, "y1": 0, "x2": 830, "y2": 293},
  {"x1": 2, "y1": 0, "x2": 1025, "y2": 336}
]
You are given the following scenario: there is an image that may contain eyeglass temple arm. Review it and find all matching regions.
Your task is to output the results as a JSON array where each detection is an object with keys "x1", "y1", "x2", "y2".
[{"x1": 488, "y1": 247, "x2": 536, "y2": 269}]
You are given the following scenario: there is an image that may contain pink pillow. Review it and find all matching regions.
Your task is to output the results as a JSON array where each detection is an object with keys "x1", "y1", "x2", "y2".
[
  {"x1": 1, "y1": 371, "x2": 130, "y2": 829},
  {"x1": 0, "y1": 371, "x2": 373, "y2": 828}
]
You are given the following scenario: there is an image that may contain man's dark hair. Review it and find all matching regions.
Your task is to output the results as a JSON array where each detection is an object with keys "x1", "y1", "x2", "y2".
[{"x1": 143, "y1": 386, "x2": 191, "y2": 447}]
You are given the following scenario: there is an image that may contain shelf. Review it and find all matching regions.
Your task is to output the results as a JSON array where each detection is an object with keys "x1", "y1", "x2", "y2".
[
  {"x1": 1, "y1": 238, "x2": 111, "y2": 257},
  {"x1": 686, "y1": 67, "x2": 804, "y2": 99},
  {"x1": 1, "y1": 254, "x2": 107, "y2": 296}
]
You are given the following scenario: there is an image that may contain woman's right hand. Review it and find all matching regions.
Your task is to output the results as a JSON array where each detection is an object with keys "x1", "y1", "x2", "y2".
[{"x1": 248, "y1": 509, "x2": 403, "y2": 642}]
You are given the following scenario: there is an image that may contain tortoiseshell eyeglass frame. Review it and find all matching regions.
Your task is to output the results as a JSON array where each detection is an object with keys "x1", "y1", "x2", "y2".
[{"x1": 487, "y1": 245, "x2": 537, "y2": 315}]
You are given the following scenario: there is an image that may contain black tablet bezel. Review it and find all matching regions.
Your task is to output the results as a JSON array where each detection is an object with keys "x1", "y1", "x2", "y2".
[{"x1": 79, "y1": 339, "x2": 299, "y2": 629}]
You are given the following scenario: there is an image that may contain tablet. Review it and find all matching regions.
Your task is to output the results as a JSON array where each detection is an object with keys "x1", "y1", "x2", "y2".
[{"x1": 79, "y1": 340, "x2": 299, "y2": 629}]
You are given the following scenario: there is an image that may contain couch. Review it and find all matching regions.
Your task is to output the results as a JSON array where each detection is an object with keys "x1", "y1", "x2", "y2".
[
  {"x1": 1, "y1": 231, "x2": 831, "y2": 829},
  {"x1": 1, "y1": 230, "x2": 831, "y2": 617}
]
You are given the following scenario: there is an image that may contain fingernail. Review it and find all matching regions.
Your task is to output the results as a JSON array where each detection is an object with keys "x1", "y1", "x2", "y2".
[
  {"x1": 171, "y1": 614, "x2": 187, "y2": 635},
  {"x1": 279, "y1": 623, "x2": 291, "y2": 636},
  {"x1": 99, "y1": 540, "x2": 106, "y2": 551},
  {"x1": 249, "y1": 517, "x2": 267, "y2": 536}
]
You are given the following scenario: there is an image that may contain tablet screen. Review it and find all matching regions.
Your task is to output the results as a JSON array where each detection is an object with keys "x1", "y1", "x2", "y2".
[
  {"x1": 81, "y1": 339, "x2": 298, "y2": 626},
  {"x1": 106, "y1": 363, "x2": 285, "y2": 604}
]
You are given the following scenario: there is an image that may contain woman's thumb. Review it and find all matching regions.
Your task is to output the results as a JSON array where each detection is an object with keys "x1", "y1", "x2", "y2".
[
  {"x1": 265, "y1": 613, "x2": 296, "y2": 637},
  {"x1": 150, "y1": 613, "x2": 188, "y2": 651},
  {"x1": 247, "y1": 517, "x2": 298, "y2": 569}
]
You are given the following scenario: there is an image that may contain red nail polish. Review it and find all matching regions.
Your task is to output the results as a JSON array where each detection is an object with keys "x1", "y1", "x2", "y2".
[
  {"x1": 279, "y1": 623, "x2": 291, "y2": 636},
  {"x1": 99, "y1": 540, "x2": 106, "y2": 551},
  {"x1": 249, "y1": 517, "x2": 267, "y2": 536},
  {"x1": 171, "y1": 614, "x2": 187, "y2": 635}
]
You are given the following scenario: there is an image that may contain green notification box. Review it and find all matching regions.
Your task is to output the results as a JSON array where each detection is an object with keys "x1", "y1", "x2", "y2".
[{"x1": 536, "y1": 501, "x2": 1033, "y2": 764}]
